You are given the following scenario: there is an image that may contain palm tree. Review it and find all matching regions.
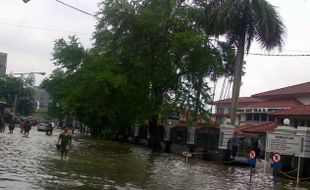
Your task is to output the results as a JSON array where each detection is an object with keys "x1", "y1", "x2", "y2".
[{"x1": 205, "y1": 0, "x2": 286, "y2": 125}]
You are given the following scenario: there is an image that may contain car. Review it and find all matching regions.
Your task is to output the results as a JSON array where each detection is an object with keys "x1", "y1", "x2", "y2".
[{"x1": 37, "y1": 120, "x2": 50, "y2": 132}]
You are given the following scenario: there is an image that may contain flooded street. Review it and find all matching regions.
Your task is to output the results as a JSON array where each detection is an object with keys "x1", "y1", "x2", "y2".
[{"x1": 0, "y1": 127, "x2": 309, "y2": 190}]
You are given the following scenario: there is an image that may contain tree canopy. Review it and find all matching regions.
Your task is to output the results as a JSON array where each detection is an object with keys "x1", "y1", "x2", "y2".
[
  {"x1": 42, "y1": 0, "x2": 235, "y2": 140},
  {"x1": 205, "y1": 0, "x2": 285, "y2": 124},
  {"x1": 0, "y1": 75, "x2": 35, "y2": 116}
]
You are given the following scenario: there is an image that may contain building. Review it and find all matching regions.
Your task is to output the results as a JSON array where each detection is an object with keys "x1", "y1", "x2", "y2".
[
  {"x1": 33, "y1": 86, "x2": 49, "y2": 110},
  {"x1": 214, "y1": 81, "x2": 310, "y2": 127},
  {"x1": 0, "y1": 52, "x2": 7, "y2": 76}
]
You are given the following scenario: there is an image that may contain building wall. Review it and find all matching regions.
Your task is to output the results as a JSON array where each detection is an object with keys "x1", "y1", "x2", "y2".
[
  {"x1": 33, "y1": 87, "x2": 49, "y2": 109},
  {"x1": 297, "y1": 97, "x2": 310, "y2": 105},
  {"x1": 0, "y1": 52, "x2": 7, "y2": 76}
]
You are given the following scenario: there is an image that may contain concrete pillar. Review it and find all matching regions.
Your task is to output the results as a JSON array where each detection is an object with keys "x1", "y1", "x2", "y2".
[
  {"x1": 274, "y1": 118, "x2": 296, "y2": 134},
  {"x1": 164, "y1": 127, "x2": 171, "y2": 141},
  {"x1": 133, "y1": 125, "x2": 139, "y2": 144},
  {"x1": 296, "y1": 126, "x2": 310, "y2": 181},
  {"x1": 134, "y1": 125, "x2": 139, "y2": 137},
  {"x1": 218, "y1": 119, "x2": 235, "y2": 150},
  {"x1": 296, "y1": 126, "x2": 310, "y2": 158},
  {"x1": 187, "y1": 127, "x2": 196, "y2": 145},
  {"x1": 187, "y1": 127, "x2": 196, "y2": 153}
]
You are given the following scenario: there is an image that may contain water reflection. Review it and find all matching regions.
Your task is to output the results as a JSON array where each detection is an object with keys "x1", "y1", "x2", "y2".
[{"x1": 0, "y1": 128, "x2": 309, "y2": 190}]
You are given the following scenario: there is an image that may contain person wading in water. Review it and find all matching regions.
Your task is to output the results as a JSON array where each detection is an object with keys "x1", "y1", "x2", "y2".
[
  {"x1": 24, "y1": 119, "x2": 32, "y2": 137},
  {"x1": 57, "y1": 126, "x2": 72, "y2": 161}
]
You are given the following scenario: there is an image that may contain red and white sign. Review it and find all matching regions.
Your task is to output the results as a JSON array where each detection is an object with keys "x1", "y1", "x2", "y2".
[
  {"x1": 249, "y1": 150, "x2": 257, "y2": 160},
  {"x1": 272, "y1": 152, "x2": 281, "y2": 163}
]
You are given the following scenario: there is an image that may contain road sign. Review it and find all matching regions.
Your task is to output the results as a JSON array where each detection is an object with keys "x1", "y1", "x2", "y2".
[
  {"x1": 249, "y1": 150, "x2": 257, "y2": 160},
  {"x1": 267, "y1": 133, "x2": 301, "y2": 155},
  {"x1": 272, "y1": 152, "x2": 281, "y2": 163}
]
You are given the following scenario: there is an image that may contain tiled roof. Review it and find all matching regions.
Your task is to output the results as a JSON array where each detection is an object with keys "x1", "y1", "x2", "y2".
[
  {"x1": 252, "y1": 81, "x2": 310, "y2": 98},
  {"x1": 239, "y1": 99, "x2": 303, "y2": 109},
  {"x1": 234, "y1": 122, "x2": 278, "y2": 136},
  {"x1": 242, "y1": 122, "x2": 278, "y2": 133},
  {"x1": 233, "y1": 124, "x2": 257, "y2": 138},
  {"x1": 215, "y1": 97, "x2": 262, "y2": 104},
  {"x1": 269, "y1": 105, "x2": 310, "y2": 116},
  {"x1": 234, "y1": 124, "x2": 255, "y2": 134}
]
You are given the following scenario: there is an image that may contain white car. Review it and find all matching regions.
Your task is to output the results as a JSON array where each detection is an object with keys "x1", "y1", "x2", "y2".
[{"x1": 37, "y1": 121, "x2": 49, "y2": 131}]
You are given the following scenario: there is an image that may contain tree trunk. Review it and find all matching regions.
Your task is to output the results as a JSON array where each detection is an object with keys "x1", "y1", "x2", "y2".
[
  {"x1": 149, "y1": 115, "x2": 161, "y2": 152},
  {"x1": 194, "y1": 75, "x2": 203, "y2": 121},
  {"x1": 230, "y1": 40, "x2": 245, "y2": 126}
]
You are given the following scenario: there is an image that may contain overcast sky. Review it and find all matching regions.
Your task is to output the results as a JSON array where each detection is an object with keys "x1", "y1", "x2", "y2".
[{"x1": 1, "y1": 0, "x2": 310, "y2": 100}]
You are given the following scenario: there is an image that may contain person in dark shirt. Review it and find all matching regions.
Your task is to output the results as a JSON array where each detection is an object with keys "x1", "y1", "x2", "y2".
[
  {"x1": 24, "y1": 119, "x2": 32, "y2": 137},
  {"x1": 8, "y1": 117, "x2": 15, "y2": 134},
  {"x1": 57, "y1": 126, "x2": 72, "y2": 160}
]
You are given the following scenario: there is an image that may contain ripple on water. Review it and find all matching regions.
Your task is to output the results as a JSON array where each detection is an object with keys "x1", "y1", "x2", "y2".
[{"x1": 1, "y1": 129, "x2": 310, "y2": 190}]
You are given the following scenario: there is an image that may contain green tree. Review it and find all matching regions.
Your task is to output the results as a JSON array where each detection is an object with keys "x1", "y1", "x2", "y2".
[
  {"x1": 0, "y1": 75, "x2": 35, "y2": 116},
  {"x1": 205, "y1": 0, "x2": 286, "y2": 125},
  {"x1": 44, "y1": 0, "x2": 235, "y2": 149},
  {"x1": 41, "y1": 69, "x2": 67, "y2": 124},
  {"x1": 94, "y1": 0, "x2": 232, "y2": 150}
]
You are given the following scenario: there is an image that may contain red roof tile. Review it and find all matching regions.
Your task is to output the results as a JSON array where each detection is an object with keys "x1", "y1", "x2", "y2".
[
  {"x1": 234, "y1": 124, "x2": 257, "y2": 138},
  {"x1": 270, "y1": 105, "x2": 310, "y2": 116},
  {"x1": 239, "y1": 99, "x2": 303, "y2": 109},
  {"x1": 252, "y1": 82, "x2": 310, "y2": 98},
  {"x1": 234, "y1": 122, "x2": 278, "y2": 137},
  {"x1": 234, "y1": 124, "x2": 255, "y2": 134},
  {"x1": 242, "y1": 122, "x2": 278, "y2": 133},
  {"x1": 215, "y1": 97, "x2": 262, "y2": 104}
]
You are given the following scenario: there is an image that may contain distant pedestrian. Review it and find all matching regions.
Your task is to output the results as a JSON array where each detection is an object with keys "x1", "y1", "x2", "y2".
[
  {"x1": 0, "y1": 118, "x2": 5, "y2": 133},
  {"x1": 57, "y1": 126, "x2": 72, "y2": 161},
  {"x1": 8, "y1": 118, "x2": 15, "y2": 134},
  {"x1": 20, "y1": 119, "x2": 25, "y2": 134},
  {"x1": 254, "y1": 138, "x2": 262, "y2": 159},
  {"x1": 226, "y1": 138, "x2": 233, "y2": 160},
  {"x1": 231, "y1": 135, "x2": 239, "y2": 159},
  {"x1": 24, "y1": 119, "x2": 32, "y2": 137}
]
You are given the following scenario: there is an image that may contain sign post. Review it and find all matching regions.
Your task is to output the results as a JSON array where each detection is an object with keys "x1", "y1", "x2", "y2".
[
  {"x1": 247, "y1": 149, "x2": 257, "y2": 183},
  {"x1": 271, "y1": 152, "x2": 282, "y2": 186},
  {"x1": 266, "y1": 133, "x2": 301, "y2": 155}
]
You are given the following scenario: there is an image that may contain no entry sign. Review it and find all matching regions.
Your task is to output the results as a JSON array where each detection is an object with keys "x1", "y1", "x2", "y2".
[
  {"x1": 272, "y1": 152, "x2": 281, "y2": 163},
  {"x1": 249, "y1": 150, "x2": 257, "y2": 160}
]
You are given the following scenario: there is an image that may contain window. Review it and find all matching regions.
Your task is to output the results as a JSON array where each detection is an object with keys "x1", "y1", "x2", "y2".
[
  {"x1": 246, "y1": 114, "x2": 253, "y2": 121},
  {"x1": 253, "y1": 114, "x2": 260, "y2": 121},
  {"x1": 269, "y1": 116, "x2": 275, "y2": 121},
  {"x1": 217, "y1": 107, "x2": 224, "y2": 113},
  {"x1": 261, "y1": 114, "x2": 267, "y2": 121},
  {"x1": 300, "y1": 121, "x2": 305, "y2": 126}
]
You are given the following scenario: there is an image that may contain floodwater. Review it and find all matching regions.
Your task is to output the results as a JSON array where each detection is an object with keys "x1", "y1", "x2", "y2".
[{"x1": 0, "y1": 127, "x2": 309, "y2": 190}]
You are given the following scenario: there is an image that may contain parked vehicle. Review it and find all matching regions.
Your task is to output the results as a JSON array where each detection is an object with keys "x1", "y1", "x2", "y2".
[{"x1": 37, "y1": 120, "x2": 50, "y2": 132}]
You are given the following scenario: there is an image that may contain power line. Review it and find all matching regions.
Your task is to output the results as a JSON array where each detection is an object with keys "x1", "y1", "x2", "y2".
[
  {"x1": 250, "y1": 48, "x2": 310, "y2": 53},
  {"x1": 55, "y1": 0, "x2": 98, "y2": 19},
  {"x1": 24, "y1": 0, "x2": 98, "y2": 19},
  {"x1": 248, "y1": 53, "x2": 310, "y2": 57},
  {"x1": 0, "y1": 22, "x2": 91, "y2": 35}
]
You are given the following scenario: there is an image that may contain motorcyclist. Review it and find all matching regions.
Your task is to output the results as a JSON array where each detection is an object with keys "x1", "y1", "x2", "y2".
[{"x1": 46, "y1": 123, "x2": 53, "y2": 136}]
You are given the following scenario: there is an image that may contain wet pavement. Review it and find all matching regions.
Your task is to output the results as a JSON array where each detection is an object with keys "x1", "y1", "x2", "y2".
[{"x1": 0, "y1": 126, "x2": 309, "y2": 190}]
